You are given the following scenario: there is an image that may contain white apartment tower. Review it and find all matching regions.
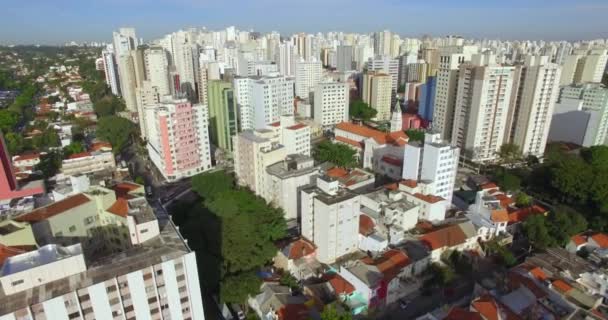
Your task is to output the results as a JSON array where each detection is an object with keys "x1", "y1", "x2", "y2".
[
  {"x1": 301, "y1": 177, "x2": 361, "y2": 263},
  {"x1": 144, "y1": 47, "x2": 171, "y2": 97},
  {"x1": 145, "y1": 97, "x2": 213, "y2": 182},
  {"x1": 233, "y1": 75, "x2": 295, "y2": 130},
  {"x1": 101, "y1": 47, "x2": 120, "y2": 96},
  {"x1": 452, "y1": 53, "x2": 516, "y2": 163},
  {"x1": 402, "y1": 133, "x2": 460, "y2": 203},
  {"x1": 433, "y1": 51, "x2": 468, "y2": 140},
  {"x1": 560, "y1": 49, "x2": 608, "y2": 86},
  {"x1": 295, "y1": 58, "x2": 322, "y2": 99},
  {"x1": 277, "y1": 42, "x2": 296, "y2": 77},
  {"x1": 508, "y1": 56, "x2": 562, "y2": 157},
  {"x1": 313, "y1": 81, "x2": 350, "y2": 126},
  {"x1": 367, "y1": 55, "x2": 400, "y2": 93}
]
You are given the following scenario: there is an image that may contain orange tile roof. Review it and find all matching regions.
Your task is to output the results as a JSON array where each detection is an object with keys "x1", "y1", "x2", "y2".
[
  {"x1": 413, "y1": 193, "x2": 444, "y2": 204},
  {"x1": 528, "y1": 266, "x2": 548, "y2": 282},
  {"x1": 113, "y1": 182, "x2": 141, "y2": 198},
  {"x1": 420, "y1": 224, "x2": 468, "y2": 250},
  {"x1": 89, "y1": 141, "x2": 112, "y2": 151},
  {"x1": 571, "y1": 234, "x2": 587, "y2": 246},
  {"x1": 106, "y1": 198, "x2": 129, "y2": 218},
  {"x1": 15, "y1": 194, "x2": 91, "y2": 222},
  {"x1": 400, "y1": 179, "x2": 417, "y2": 188},
  {"x1": 325, "y1": 273, "x2": 355, "y2": 295},
  {"x1": 552, "y1": 280, "x2": 573, "y2": 293},
  {"x1": 326, "y1": 167, "x2": 348, "y2": 178},
  {"x1": 359, "y1": 214, "x2": 375, "y2": 236},
  {"x1": 334, "y1": 136, "x2": 364, "y2": 149},
  {"x1": 445, "y1": 307, "x2": 483, "y2": 320},
  {"x1": 591, "y1": 233, "x2": 608, "y2": 248},
  {"x1": 361, "y1": 249, "x2": 410, "y2": 281},
  {"x1": 285, "y1": 238, "x2": 316, "y2": 260},
  {"x1": 507, "y1": 272, "x2": 547, "y2": 299},
  {"x1": 491, "y1": 209, "x2": 509, "y2": 223},
  {"x1": 471, "y1": 295, "x2": 499, "y2": 320},
  {"x1": 386, "y1": 131, "x2": 408, "y2": 146},
  {"x1": 507, "y1": 205, "x2": 547, "y2": 223},
  {"x1": 384, "y1": 182, "x2": 399, "y2": 191},
  {"x1": 494, "y1": 193, "x2": 514, "y2": 207}
]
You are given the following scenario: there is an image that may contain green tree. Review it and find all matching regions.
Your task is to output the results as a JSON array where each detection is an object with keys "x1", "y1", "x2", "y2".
[
  {"x1": 405, "y1": 129, "x2": 425, "y2": 142},
  {"x1": 94, "y1": 96, "x2": 125, "y2": 117},
  {"x1": 314, "y1": 141, "x2": 357, "y2": 168},
  {"x1": 220, "y1": 270, "x2": 262, "y2": 304},
  {"x1": 191, "y1": 170, "x2": 234, "y2": 201},
  {"x1": 0, "y1": 110, "x2": 19, "y2": 133},
  {"x1": 32, "y1": 128, "x2": 60, "y2": 149},
  {"x1": 523, "y1": 215, "x2": 554, "y2": 249},
  {"x1": 497, "y1": 143, "x2": 522, "y2": 167},
  {"x1": 515, "y1": 192, "x2": 533, "y2": 208},
  {"x1": 35, "y1": 151, "x2": 62, "y2": 178},
  {"x1": 63, "y1": 142, "x2": 86, "y2": 158},
  {"x1": 134, "y1": 176, "x2": 145, "y2": 185},
  {"x1": 550, "y1": 155, "x2": 593, "y2": 203},
  {"x1": 96, "y1": 116, "x2": 135, "y2": 153},
  {"x1": 548, "y1": 208, "x2": 588, "y2": 246},
  {"x1": 495, "y1": 172, "x2": 521, "y2": 192},
  {"x1": 4, "y1": 132, "x2": 24, "y2": 155},
  {"x1": 279, "y1": 273, "x2": 299, "y2": 291},
  {"x1": 581, "y1": 146, "x2": 608, "y2": 170},
  {"x1": 320, "y1": 305, "x2": 352, "y2": 320},
  {"x1": 349, "y1": 100, "x2": 377, "y2": 121}
]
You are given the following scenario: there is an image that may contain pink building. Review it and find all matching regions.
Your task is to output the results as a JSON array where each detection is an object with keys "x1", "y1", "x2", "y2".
[
  {"x1": 145, "y1": 98, "x2": 213, "y2": 182},
  {"x1": 0, "y1": 134, "x2": 44, "y2": 200},
  {"x1": 402, "y1": 113, "x2": 422, "y2": 130}
]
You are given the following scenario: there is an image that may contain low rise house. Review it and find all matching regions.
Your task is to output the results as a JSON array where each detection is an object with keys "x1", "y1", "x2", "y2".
[
  {"x1": 61, "y1": 151, "x2": 116, "y2": 176},
  {"x1": 419, "y1": 220, "x2": 479, "y2": 262},
  {"x1": 567, "y1": 232, "x2": 608, "y2": 253},
  {"x1": 274, "y1": 238, "x2": 320, "y2": 280},
  {"x1": 248, "y1": 282, "x2": 314, "y2": 320}
]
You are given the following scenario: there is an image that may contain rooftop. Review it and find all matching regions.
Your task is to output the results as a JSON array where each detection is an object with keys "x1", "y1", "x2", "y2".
[
  {"x1": 266, "y1": 155, "x2": 318, "y2": 179},
  {"x1": 14, "y1": 194, "x2": 91, "y2": 223},
  {"x1": 0, "y1": 221, "x2": 190, "y2": 314}
]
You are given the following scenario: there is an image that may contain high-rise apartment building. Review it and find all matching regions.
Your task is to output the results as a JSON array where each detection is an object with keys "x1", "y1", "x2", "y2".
[
  {"x1": 452, "y1": 53, "x2": 516, "y2": 163},
  {"x1": 560, "y1": 49, "x2": 608, "y2": 86},
  {"x1": 362, "y1": 72, "x2": 392, "y2": 121},
  {"x1": 313, "y1": 81, "x2": 350, "y2": 126},
  {"x1": 402, "y1": 133, "x2": 459, "y2": 203},
  {"x1": 145, "y1": 97, "x2": 212, "y2": 182},
  {"x1": 277, "y1": 42, "x2": 296, "y2": 77},
  {"x1": 101, "y1": 47, "x2": 120, "y2": 96},
  {"x1": 233, "y1": 75, "x2": 295, "y2": 130},
  {"x1": 208, "y1": 80, "x2": 239, "y2": 151},
  {"x1": 301, "y1": 177, "x2": 360, "y2": 263},
  {"x1": 433, "y1": 52, "x2": 468, "y2": 140},
  {"x1": 507, "y1": 56, "x2": 561, "y2": 157},
  {"x1": 144, "y1": 47, "x2": 171, "y2": 97},
  {"x1": 295, "y1": 58, "x2": 322, "y2": 99},
  {"x1": 367, "y1": 56, "x2": 399, "y2": 94},
  {"x1": 336, "y1": 45, "x2": 354, "y2": 72}
]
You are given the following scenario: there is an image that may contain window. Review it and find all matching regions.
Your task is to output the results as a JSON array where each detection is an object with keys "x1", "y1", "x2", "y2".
[{"x1": 12, "y1": 279, "x2": 24, "y2": 286}]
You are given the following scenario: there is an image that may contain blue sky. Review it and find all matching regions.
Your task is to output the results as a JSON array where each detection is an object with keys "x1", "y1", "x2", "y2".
[{"x1": 2, "y1": 0, "x2": 608, "y2": 44}]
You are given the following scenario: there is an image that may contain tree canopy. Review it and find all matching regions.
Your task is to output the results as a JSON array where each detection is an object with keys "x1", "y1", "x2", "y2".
[
  {"x1": 176, "y1": 170, "x2": 287, "y2": 305},
  {"x1": 320, "y1": 305, "x2": 352, "y2": 320},
  {"x1": 314, "y1": 141, "x2": 357, "y2": 168},
  {"x1": 497, "y1": 143, "x2": 522, "y2": 167},
  {"x1": 96, "y1": 116, "x2": 135, "y2": 153},
  {"x1": 349, "y1": 100, "x2": 377, "y2": 121},
  {"x1": 405, "y1": 129, "x2": 425, "y2": 143}
]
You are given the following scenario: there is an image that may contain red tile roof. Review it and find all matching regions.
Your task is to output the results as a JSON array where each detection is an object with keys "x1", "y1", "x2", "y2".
[
  {"x1": 571, "y1": 234, "x2": 587, "y2": 246},
  {"x1": 528, "y1": 266, "x2": 548, "y2": 282},
  {"x1": 413, "y1": 193, "x2": 444, "y2": 204},
  {"x1": 89, "y1": 141, "x2": 112, "y2": 151},
  {"x1": 381, "y1": 155, "x2": 402, "y2": 167},
  {"x1": 361, "y1": 249, "x2": 410, "y2": 281},
  {"x1": 400, "y1": 179, "x2": 418, "y2": 188},
  {"x1": 106, "y1": 198, "x2": 129, "y2": 218},
  {"x1": 284, "y1": 238, "x2": 316, "y2": 260},
  {"x1": 420, "y1": 224, "x2": 468, "y2": 250},
  {"x1": 68, "y1": 152, "x2": 92, "y2": 159},
  {"x1": 335, "y1": 136, "x2": 364, "y2": 149},
  {"x1": 507, "y1": 272, "x2": 547, "y2": 299},
  {"x1": 277, "y1": 303, "x2": 310, "y2": 320},
  {"x1": 269, "y1": 122, "x2": 281, "y2": 127},
  {"x1": 507, "y1": 205, "x2": 547, "y2": 223},
  {"x1": 113, "y1": 182, "x2": 141, "y2": 198},
  {"x1": 335, "y1": 122, "x2": 408, "y2": 146},
  {"x1": 445, "y1": 307, "x2": 483, "y2": 320},
  {"x1": 13, "y1": 153, "x2": 41, "y2": 162},
  {"x1": 325, "y1": 273, "x2": 355, "y2": 295},
  {"x1": 552, "y1": 280, "x2": 573, "y2": 293},
  {"x1": 494, "y1": 193, "x2": 515, "y2": 207},
  {"x1": 326, "y1": 167, "x2": 348, "y2": 178},
  {"x1": 591, "y1": 233, "x2": 608, "y2": 248},
  {"x1": 15, "y1": 194, "x2": 91, "y2": 222},
  {"x1": 480, "y1": 182, "x2": 499, "y2": 190},
  {"x1": 471, "y1": 295, "x2": 500, "y2": 320},
  {"x1": 286, "y1": 123, "x2": 307, "y2": 130},
  {"x1": 0, "y1": 245, "x2": 34, "y2": 267},
  {"x1": 359, "y1": 214, "x2": 375, "y2": 236}
]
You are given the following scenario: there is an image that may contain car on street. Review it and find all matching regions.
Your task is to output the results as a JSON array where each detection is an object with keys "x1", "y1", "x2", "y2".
[{"x1": 399, "y1": 299, "x2": 410, "y2": 310}]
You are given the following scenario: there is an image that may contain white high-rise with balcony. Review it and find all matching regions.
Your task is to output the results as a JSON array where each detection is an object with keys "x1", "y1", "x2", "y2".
[
  {"x1": 313, "y1": 81, "x2": 350, "y2": 126},
  {"x1": 452, "y1": 53, "x2": 516, "y2": 163}
]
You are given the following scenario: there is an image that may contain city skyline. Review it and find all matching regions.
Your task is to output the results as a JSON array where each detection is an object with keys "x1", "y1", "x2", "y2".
[{"x1": 2, "y1": 0, "x2": 608, "y2": 45}]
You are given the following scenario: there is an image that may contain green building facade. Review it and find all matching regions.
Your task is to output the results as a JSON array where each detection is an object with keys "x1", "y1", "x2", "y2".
[{"x1": 208, "y1": 80, "x2": 239, "y2": 152}]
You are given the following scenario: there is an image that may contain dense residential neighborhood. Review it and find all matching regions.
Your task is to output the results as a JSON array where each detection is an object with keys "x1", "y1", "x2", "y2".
[{"x1": 1, "y1": 20, "x2": 608, "y2": 320}]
